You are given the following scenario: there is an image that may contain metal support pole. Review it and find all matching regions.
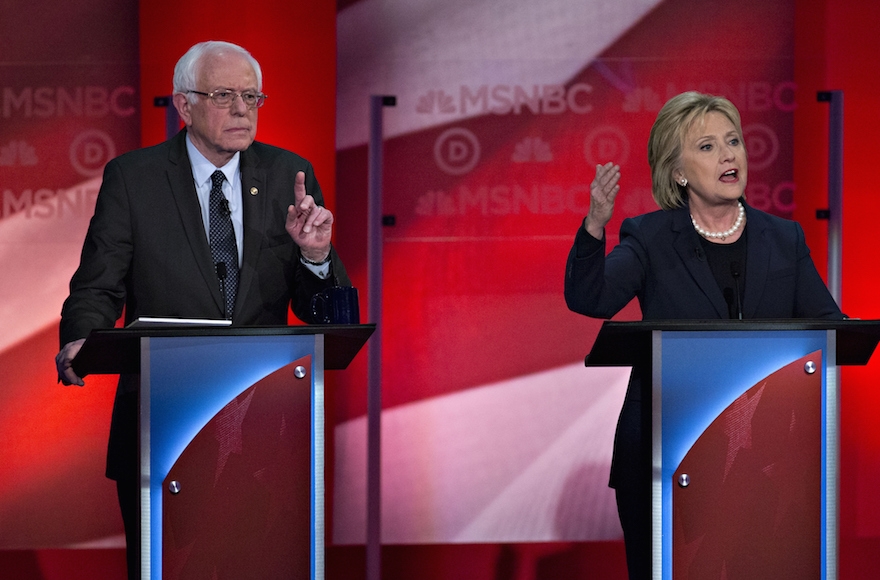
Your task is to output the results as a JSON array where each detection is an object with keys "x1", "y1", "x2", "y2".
[
  {"x1": 366, "y1": 94, "x2": 395, "y2": 580},
  {"x1": 153, "y1": 96, "x2": 180, "y2": 140},
  {"x1": 817, "y1": 91, "x2": 843, "y2": 580},
  {"x1": 817, "y1": 91, "x2": 843, "y2": 305}
]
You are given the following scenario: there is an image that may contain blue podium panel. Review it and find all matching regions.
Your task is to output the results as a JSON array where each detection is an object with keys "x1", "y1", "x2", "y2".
[
  {"x1": 140, "y1": 334, "x2": 325, "y2": 580},
  {"x1": 655, "y1": 330, "x2": 834, "y2": 580}
]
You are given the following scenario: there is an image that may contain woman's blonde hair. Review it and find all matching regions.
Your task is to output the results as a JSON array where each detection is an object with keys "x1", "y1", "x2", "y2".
[{"x1": 647, "y1": 91, "x2": 745, "y2": 210}]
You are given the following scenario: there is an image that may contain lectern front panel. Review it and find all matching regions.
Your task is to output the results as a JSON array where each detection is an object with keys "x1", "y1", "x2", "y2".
[
  {"x1": 140, "y1": 334, "x2": 324, "y2": 580},
  {"x1": 654, "y1": 330, "x2": 832, "y2": 580}
]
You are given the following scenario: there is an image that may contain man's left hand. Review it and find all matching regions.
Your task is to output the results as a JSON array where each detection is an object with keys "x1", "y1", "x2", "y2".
[{"x1": 285, "y1": 171, "x2": 333, "y2": 262}]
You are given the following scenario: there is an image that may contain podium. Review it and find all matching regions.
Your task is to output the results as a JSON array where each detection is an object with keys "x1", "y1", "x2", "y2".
[
  {"x1": 73, "y1": 324, "x2": 374, "y2": 580},
  {"x1": 585, "y1": 320, "x2": 880, "y2": 580}
]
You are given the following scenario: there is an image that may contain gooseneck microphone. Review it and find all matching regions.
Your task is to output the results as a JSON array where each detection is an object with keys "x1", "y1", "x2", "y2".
[
  {"x1": 723, "y1": 287, "x2": 736, "y2": 319},
  {"x1": 730, "y1": 261, "x2": 743, "y2": 320},
  {"x1": 215, "y1": 262, "x2": 229, "y2": 318}
]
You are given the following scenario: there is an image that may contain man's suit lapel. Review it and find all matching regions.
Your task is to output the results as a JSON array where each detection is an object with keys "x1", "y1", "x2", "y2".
[
  {"x1": 670, "y1": 206, "x2": 729, "y2": 318},
  {"x1": 235, "y1": 145, "x2": 268, "y2": 319},
  {"x1": 166, "y1": 131, "x2": 225, "y2": 314}
]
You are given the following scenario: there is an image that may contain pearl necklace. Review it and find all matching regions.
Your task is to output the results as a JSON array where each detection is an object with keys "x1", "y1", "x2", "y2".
[{"x1": 691, "y1": 202, "x2": 745, "y2": 240}]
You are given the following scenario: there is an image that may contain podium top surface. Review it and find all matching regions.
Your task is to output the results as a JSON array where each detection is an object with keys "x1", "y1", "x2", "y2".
[
  {"x1": 585, "y1": 319, "x2": 880, "y2": 367},
  {"x1": 72, "y1": 324, "x2": 376, "y2": 376}
]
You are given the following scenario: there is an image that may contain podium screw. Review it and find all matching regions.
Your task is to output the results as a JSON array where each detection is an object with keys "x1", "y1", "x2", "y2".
[
  {"x1": 677, "y1": 473, "x2": 690, "y2": 488},
  {"x1": 294, "y1": 365, "x2": 307, "y2": 379},
  {"x1": 168, "y1": 480, "x2": 181, "y2": 495},
  {"x1": 804, "y1": 360, "x2": 817, "y2": 374}
]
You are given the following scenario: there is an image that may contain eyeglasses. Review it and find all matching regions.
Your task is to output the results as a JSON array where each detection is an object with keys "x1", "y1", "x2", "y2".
[{"x1": 187, "y1": 89, "x2": 267, "y2": 109}]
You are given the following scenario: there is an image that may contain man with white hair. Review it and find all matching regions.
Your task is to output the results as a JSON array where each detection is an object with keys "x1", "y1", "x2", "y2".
[{"x1": 56, "y1": 40, "x2": 350, "y2": 578}]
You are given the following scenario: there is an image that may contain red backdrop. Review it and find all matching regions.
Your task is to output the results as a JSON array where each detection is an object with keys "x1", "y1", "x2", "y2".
[
  {"x1": 794, "y1": 1, "x2": 880, "y2": 577},
  {"x1": 3, "y1": 0, "x2": 880, "y2": 578}
]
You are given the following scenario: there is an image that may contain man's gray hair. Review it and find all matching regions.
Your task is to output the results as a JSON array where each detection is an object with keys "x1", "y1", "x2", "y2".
[{"x1": 173, "y1": 41, "x2": 263, "y2": 104}]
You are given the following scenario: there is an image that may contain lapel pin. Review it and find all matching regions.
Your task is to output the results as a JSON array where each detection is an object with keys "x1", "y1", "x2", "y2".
[{"x1": 250, "y1": 187, "x2": 259, "y2": 196}]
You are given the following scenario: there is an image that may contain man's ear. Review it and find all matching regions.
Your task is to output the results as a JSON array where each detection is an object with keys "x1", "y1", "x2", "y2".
[{"x1": 172, "y1": 93, "x2": 192, "y2": 126}]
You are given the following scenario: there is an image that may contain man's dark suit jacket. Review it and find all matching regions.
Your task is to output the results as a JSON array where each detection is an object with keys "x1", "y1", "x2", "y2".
[
  {"x1": 60, "y1": 129, "x2": 350, "y2": 479},
  {"x1": 564, "y1": 201, "x2": 844, "y2": 488}
]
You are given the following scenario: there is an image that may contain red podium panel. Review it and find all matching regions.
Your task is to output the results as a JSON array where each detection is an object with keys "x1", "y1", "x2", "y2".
[
  {"x1": 161, "y1": 357, "x2": 313, "y2": 579},
  {"x1": 672, "y1": 351, "x2": 822, "y2": 578}
]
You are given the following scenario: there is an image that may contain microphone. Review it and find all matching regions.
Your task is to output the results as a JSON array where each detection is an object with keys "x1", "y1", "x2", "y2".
[
  {"x1": 220, "y1": 198, "x2": 231, "y2": 216},
  {"x1": 730, "y1": 261, "x2": 743, "y2": 320},
  {"x1": 723, "y1": 287, "x2": 736, "y2": 319},
  {"x1": 694, "y1": 246, "x2": 705, "y2": 262},
  {"x1": 215, "y1": 262, "x2": 229, "y2": 318}
]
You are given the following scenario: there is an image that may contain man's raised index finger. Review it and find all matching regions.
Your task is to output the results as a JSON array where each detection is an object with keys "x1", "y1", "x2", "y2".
[{"x1": 294, "y1": 171, "x2": 307, "y2": 202}]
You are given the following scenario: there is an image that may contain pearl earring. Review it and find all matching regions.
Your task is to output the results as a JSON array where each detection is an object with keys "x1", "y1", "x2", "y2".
[{"x1": 680, "y1": 178, "x2": 688, "y2": 186}]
